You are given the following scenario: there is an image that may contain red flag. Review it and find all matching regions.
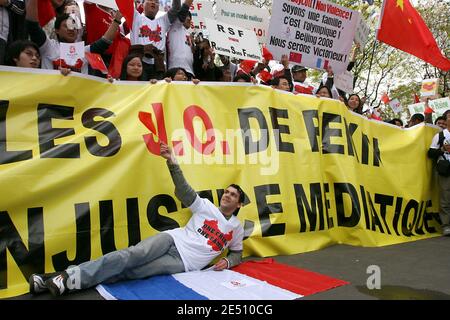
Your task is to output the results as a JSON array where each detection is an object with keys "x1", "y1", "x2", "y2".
[
  {"x1": 258, "y1": 70, "x2": 272, "y2": 83},
  {"x1": 377, "y1": 0, "x2": 450, "y2": 71},
  {"x1": 262, "y1": 46, "x2": 273, "y2": 62},
  {"x1": 414, "y1": 93, "x2": 420, "y2": 103},
  {"x1": 108, "y1": 35, "x2": 131, "y2": 78},
  {"x1": 239, "y1": 60, "x2": 257, "y2": 74},
  {"x1": 85, "y1": 52, "x2": 108, "y2": 74},
  {"x1": 115, "y1": 0, "x2": 134, "y2": 31},
  {"x1": 84, "y1": 3, "x2": 113, "y2": 47},
  {"x1": 381, "y1": 92, "x2": 390, "y2": 104},
  {"x1": 37, "y1": 0, "x2": 55, "y2": 27}
]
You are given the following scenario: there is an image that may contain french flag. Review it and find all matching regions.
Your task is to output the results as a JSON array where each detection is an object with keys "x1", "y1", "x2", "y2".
[
  {"x1": 96, "y1": 259, "x2": 348, "y2": 300},
  {"x1": 316, "y1": 58, "x2": 329, "y2": 70}
]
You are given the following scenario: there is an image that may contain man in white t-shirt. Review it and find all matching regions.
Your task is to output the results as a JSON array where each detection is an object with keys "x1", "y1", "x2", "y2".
[
  {"x1": 428, "y1": 110, "x2": 450, "y2": 237},
  {"x1": 25, "y1": 0, "x2": 121, "y2": 74},
  {"x1": 29, "y1": 142, "x2": 245, "y2": 296},
  {"x1": 128, "y1": 0, "x2": 191, "y2": 80},
  {"x1": 166, "y1": 7, "x2": 194, "y2": 78}
]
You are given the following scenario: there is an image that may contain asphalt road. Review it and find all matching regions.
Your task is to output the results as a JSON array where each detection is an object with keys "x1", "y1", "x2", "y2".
[{"x1": 7, "y1": 235, "x2": 450, "y2": 301}]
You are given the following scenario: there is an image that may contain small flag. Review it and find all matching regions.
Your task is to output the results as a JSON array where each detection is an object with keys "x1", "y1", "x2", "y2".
[
  {"x1": 239, "y1": 60, "x2": 257, "y2": 74},
  {"x1": 115, "y1": 0, "x2": 134, "y2": 30},
  {"x1": 85, "y1": 52, "x2": 108, "y2": 74},
  {"x1": 316, "y1": 58, "x2": 329, "y2": 70},
  {"x1": 414, "y1": 93, "x2": 420, "y2": 103},
  {"x1": 424, "y1": 104, "x2": 435, "y2": 114},
  {"x1": 258, "y1": 69, "x2": 272, "y2": 83},
  {"x1": 381, "y1": 92, "x2": 390, "y2": 104},
  {"x1": 289, "y1": 52, "x2": 302, "y2": 64},
  {"x1": 262, "y1": 46, "x2": 273, "y2": 62}
]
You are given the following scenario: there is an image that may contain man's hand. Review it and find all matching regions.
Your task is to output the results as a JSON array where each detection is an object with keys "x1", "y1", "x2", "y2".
[
  {"x1": 281, "y1": 54, "x2": 289, "y2": 69},
  {"x1": 213, "y1": 258, "x2": 228, "y2": 271},
  {"x1": 160, "y1": 142, "x2": 177, "y2": 164},
  {"x1": 184, "y1": 0, "x2": 193, "y2": 7}
]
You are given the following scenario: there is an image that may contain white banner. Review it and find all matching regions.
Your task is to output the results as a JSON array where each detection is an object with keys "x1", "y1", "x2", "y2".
[
  {"x1": 334, "y1": 70, "x2": 354, "y2": 94},
  {"x1": 266, "y1": 0, "x2": 359, "y2": 75},
  {"x1": 420, "y1": 78, "x2": 440, "y2": 97},
  {"x1": 215, "y1": 1, "x2": 270, "y2": 44},
  {"x1": 205, "y1": 18, "x2": 262, "y2": 61},
  {"x1": 354, "y1": 15, "x2": 370, "y2": 48},
  {"x1": 190, "y1": 1, "x2": 215, "y2": 31}
]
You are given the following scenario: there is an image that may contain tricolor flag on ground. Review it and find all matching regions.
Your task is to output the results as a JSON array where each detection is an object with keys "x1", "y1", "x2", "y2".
[
  {"x1": 96, "y1": 259, "x2": 348, "y2": 300},
  {"x1": 316, "y1": 58, "x2": 329, "y2": 70}
]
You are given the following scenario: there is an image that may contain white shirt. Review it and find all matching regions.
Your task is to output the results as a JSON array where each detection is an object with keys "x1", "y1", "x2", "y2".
[
  {"x1": 167, "y1": 19, "x2": 194, "y2": 75},
  {"x1": 165, "y1": 195, "x2": 244, "y2": 272},
  {"x1": 430, "y1": 128, "x2": 450, "y2": 160},
  {"x1": 130, "y1": 9, "x2": 171, "y2": 65}
]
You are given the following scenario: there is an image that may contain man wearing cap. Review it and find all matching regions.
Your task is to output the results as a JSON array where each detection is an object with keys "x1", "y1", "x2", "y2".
[{"x1": 291, "y1": 65, "x2": 314, "y2": 95}]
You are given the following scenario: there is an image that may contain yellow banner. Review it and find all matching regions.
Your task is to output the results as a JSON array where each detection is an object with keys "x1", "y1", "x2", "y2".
[{"x1": 0, "y1": 68, "x2": 441, "y2": 298}]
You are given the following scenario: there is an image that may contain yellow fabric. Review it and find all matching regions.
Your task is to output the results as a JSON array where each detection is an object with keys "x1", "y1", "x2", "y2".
[{"x1": 0, "y1": 69, "x2": 440, "y2": 298}]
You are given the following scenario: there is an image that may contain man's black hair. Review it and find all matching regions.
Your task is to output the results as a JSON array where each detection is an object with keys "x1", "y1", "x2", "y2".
[
  {"x1": 228, "y1": 184, "x2": 245, "y2": 216},
  {"x1": 55, "y1": 13, "x2": 71, "y2": 30}
]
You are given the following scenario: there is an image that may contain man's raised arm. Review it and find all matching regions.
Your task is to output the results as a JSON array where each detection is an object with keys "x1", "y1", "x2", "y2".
[{"x1": 160, "y1": 142, "x2": 197, "y2": 207}]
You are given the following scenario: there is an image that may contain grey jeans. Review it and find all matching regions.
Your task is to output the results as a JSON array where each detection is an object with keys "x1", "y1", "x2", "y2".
[{"x1": 66, "y1": 232, "x2": 185, "y2": 289}]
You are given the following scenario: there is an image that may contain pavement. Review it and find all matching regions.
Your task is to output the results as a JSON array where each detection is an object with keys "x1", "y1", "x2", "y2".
[{"x1": 6, "y1": 235, "x2": 450, "y2": 300}]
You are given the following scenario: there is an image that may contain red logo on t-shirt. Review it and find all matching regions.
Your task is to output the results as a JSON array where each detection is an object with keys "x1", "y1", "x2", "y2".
[
  {"x1": 198, "y1": 219, "x2": 233, "y2": 252},
  {"x1": 139, "y1": 24, "x2": 162, "y2": 42}
]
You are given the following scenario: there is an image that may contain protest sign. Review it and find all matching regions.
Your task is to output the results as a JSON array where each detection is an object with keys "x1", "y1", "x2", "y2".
[
  {"x1": 334, "y1": 70, "x2": 354, "y2": 94},
  {"x1": 59, "y1": 41, "x2": 85, "y2": 66},
  {"x1": 205, "y1": 18, "x2": 262, "y2": 61},
  {"x1": 215, "y1": 1, "x2": 270, "y2": 44},
  {"x1": 266, "y1": 0, "x2": 359, "y2": 74},
  {"x1": 189, "y1": 1, "x2": 215, "y2": 31},
  {"x1": 388, "y1": 98, "x2": 403, "y2": 114},
  {"x1": 354, "y1": 15, "x2": 370, "y2": 48},
  {"x1": 420, "y1": 78, "x2": 439, "y2": 97}
]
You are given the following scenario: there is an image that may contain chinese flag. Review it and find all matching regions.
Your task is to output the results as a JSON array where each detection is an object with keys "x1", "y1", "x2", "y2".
[
  {"x1": 85, "y1": 52, "x2": 108, "y2": 74},
  {"x1": 381, "y1": 92, "x2": 390, "y2": 104},
  {"x1": 377, "y1": 0, "x2": 450, "y2": 71},
  {"x1": 38, "y1": 0, "x2": 56, "y2": 27},
  {"x1": 116, "y1": 0, "x2": 134, "y2": 30}
]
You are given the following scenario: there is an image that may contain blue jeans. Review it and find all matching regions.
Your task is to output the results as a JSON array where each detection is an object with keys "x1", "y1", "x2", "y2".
[{"x1": 66, "y1": 233, "x2": 185, "y2": 289}]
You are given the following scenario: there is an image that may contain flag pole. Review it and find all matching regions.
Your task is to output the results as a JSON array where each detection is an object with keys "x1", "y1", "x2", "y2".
[
  {"x1": 364, "y1": 0, "x2": 388, "y2": 99},
  {"x1": 363, "y1": 39, "x2": 377, "y2": 98}
]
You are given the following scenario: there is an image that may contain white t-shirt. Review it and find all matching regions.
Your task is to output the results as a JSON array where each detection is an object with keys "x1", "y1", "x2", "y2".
[
  {"x1": 165, "y1": 195, "x2": 244, "y2": 272},
  {"x1": 430, "y1": 128, "x2": 450, "y2": 160},
  {"x1": 130, "y1": 9, "x2": 171, "y2": 65},
  {"x1": 39, "y1": 38, "x2": 90, "y2": 74},
  {"x1": 166, "y1": 20, "x2": 194, "y2": 75}
]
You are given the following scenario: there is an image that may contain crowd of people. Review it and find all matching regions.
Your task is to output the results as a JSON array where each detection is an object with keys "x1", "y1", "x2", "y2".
[{"x1": 1, "y1": 0, "x2": 376, "y2": 114}]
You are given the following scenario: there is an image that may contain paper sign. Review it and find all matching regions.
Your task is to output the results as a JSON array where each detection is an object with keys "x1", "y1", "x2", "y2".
[
  {"x1": 205, "y1": 18, "x2": 262, "y2": 62},
  {"x1": 266, "y1": 0, "x2": 359, "y2": 74},
  {"x1": 59, "y1": 41, "x2": 85, "y2": 66},
  {"x1": 354, "y1": 15, "x2": 370, "y2": 48},
  {"x1": 334, "y1": 70, "x2": 354, "y2": 94},
  {"x1": 189, "y1": 1, "x2": 215, "y2": 31},
  {"x1": 420, "y1": 78, "x2": 439, "y2": 97},
  {"x1": 215, "y1": 1, "x2": 270, "y2": 44},
  {"x1": 388, "y1": 98, "x2": 403, "y2": 113}
]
